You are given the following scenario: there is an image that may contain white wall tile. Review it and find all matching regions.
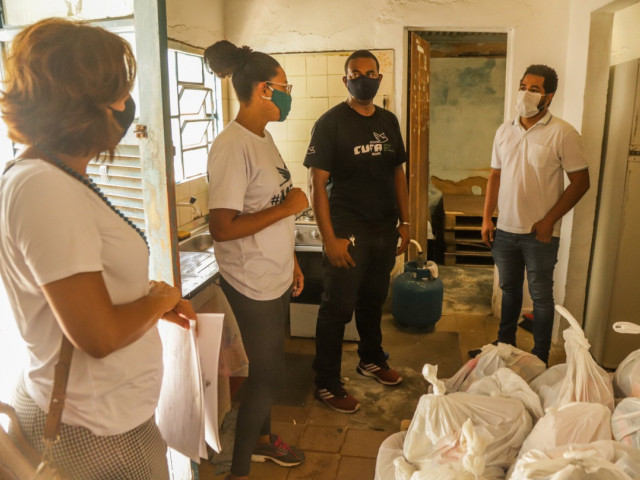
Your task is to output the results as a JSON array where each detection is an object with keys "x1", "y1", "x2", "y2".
[
  {"x1": 176, "y1": 181, "x2": 190, "y2": 201},
  {"x1": 378, "y1": 75, "x2": 394, "y2": 96},
  {"x1": 287, "y1": 120, "x2": 310, "y2": 142},
  {"x1": 190, "y1": 176, "x2": 208, "y2": 196},
  {"x1": 272, "y1": 54, "x2": 286, "y2": 67},
  {"x1": 306, "y1": 55, "x2": 327, "y2": 75},
  {"x1": 288, "y1": 97, "x2": 308, "y2": 120},
  {"x1": 329, "y1": 96, "x2": 345, "y2": 108},
  {"x1": 308, "y1": 97, "x2": 329, "y2": 119},
  {"x1": 288, "y1": 141, "x2": 310, "y2": 164},
  {"x1": 274, "y1": 140, "x2": 290, "y2": 163},
  {"x1": 177, "y1": 207, "x2": 189, "y2": 227},
  {"x1": 267, "y1": 121, "x2": 288, "y2": 142},
  {"x1": 287, "y1": 162, "x2": 308, "y2": 187},
  {"x1": 220, "y1": 78, "x2": 230, "y2": 100},
  {"x1": 328, "y1": 54, "x2": 348, "y2": 75},
  {"x1": 284, "y1": 55, "x2": 306, "y2": 76},
  {"x1": 193, "y1": 193, "x2": 207, "y2": 218},
  {"x1": 289, "y1": 75, "x2": 307, "y2": 98},
  {"x1": 307, "y1": 75, "x2": 328, "y2": 98},
  {"x1": 328, "y1": 74, "x2": 347, "y2": 97},
  {"x1": 229, "y1": 99, "x2": 240, "y2": 119}
]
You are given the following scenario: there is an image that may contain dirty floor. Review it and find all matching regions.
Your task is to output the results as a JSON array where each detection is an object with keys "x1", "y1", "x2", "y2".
[{"x1": 198, "y1": 265, "x2": 566, "y2": 480}]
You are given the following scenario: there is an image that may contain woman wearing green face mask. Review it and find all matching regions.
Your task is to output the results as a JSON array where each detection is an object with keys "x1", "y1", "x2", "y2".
[{"x1": 204, "y1": 40, "x2": 308, "y2": 480}]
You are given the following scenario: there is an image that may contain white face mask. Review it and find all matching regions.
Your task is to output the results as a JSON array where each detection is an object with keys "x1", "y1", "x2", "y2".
[{"x1": 516, "y1": 90, "x2": 544, "y2": 118}]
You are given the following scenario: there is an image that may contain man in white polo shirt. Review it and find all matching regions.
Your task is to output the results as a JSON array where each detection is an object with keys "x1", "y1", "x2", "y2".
[{"x1": 470, "y1": 64, "x2": 590, "y2": 365}]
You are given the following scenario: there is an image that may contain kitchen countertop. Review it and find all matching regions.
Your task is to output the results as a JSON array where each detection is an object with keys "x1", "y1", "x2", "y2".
[{"x1": 179, "y1": 224, "x2": 219, "y2": 300}]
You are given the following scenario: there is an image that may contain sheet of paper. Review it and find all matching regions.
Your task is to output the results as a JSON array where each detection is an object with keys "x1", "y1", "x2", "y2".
[
  {"x1": 156, "y1": 314, "x2": 225, "y2": 462},
  {"x1": 156, "y1": 320, "x2": 203, "y2": 462},
  {"x1": 197, "y1": 313, "x2": 224, "y2": 453}
]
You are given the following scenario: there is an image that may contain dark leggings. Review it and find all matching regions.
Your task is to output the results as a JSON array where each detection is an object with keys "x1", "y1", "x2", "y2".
[{"x1": 219, "y1": 275, "x2": 290, "y2": 477}]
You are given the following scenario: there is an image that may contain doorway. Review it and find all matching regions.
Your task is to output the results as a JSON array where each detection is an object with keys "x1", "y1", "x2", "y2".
[{"x1": 406, "y1": 30, "x2": 507, "y2": 266}]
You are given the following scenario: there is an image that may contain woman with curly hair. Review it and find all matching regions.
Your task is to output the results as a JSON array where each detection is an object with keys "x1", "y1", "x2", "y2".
[
  {"x1": 204, "y1": 40, "x2": 308, "y2": 480},
  {"x1": 0, "y1": 18, "x2": 195, "y2": 479}
]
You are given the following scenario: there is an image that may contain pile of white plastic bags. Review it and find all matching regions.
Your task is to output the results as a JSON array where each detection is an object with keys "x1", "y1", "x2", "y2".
[{"x1": 375, "y1": 305, "x2": 640, "y2": 480}]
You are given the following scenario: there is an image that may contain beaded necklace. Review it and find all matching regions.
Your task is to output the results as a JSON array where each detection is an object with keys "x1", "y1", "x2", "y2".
[{"x1": 36, "y1": 144, "x2": 149, "y2": 252}]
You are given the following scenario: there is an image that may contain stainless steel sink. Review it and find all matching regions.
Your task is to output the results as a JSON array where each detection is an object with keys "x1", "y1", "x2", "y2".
[
  {"x1": 178, "y1": 230, "x2": 218, "y2": 298},
  {"x1": 179, "y1": 232, "x2": 214, "y2": 253}
]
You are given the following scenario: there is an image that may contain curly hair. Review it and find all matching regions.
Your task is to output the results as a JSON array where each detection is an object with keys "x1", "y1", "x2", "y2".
[
  {"x1": 204, "y1": 40, "x2": 280, "y2": 103},
  {"x1": 521, "y1": 64, "x2": 558, "y2": 94},
  {"x1": 0, "y1": 18, "x2": 136, "y2": 159}
]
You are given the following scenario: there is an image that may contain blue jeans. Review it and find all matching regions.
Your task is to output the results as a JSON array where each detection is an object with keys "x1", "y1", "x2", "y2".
[
  {"x1": 314, "y1": 229, "x2": 398, "y2": 389},
  {"x1": 492, "y1": 229, "x2": 559, "y2": 364}
]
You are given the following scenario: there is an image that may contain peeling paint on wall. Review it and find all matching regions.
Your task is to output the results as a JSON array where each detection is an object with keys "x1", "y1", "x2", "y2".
[{"x1": 430, "y1": 57, "x2": 505, "y2": 182}]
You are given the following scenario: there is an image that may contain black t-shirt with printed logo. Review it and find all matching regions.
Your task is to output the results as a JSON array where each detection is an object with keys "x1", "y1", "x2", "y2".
[{"x1": 303, "y1": 102, "x2": 407, "y2": 234}]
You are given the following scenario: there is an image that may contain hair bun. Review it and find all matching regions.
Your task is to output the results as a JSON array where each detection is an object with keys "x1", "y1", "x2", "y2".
[{"x1": 204, "y1": 40, "x2": 253, "y2": 78}]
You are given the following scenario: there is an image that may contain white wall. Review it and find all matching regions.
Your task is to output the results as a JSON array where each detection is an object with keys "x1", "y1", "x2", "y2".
[
  {"x1": 222, "y1": 0, "x2": 572, "y2": 128},
  {"x1": 430, "y1": 57, "x2": 506, "y2": 182},
  {"x1": 611, "y1": 1, "x2": 640, "y2": 65},
  {"x1": 560, "y1": 0, "x2": 638, "y2": 327},
  {"x1": 2, "y1": 0, "x2": 133, "y2": 25},
  {"x1": 166, "y1": 0, "x2": 224, "y2": 49}
]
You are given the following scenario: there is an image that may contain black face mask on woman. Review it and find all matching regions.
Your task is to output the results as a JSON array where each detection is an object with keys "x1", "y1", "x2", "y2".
[
  {"x1": 346, "y1": 76, "x2": 380, "y2": 101},
  {"x1": 109, "y1": 96, "x2": 136, "y2": 140}
]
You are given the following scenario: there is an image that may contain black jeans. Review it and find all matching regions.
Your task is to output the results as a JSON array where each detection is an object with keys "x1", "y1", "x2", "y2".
[{"x1": 314, "y1": 229, "x2": 398, "y2": 389}]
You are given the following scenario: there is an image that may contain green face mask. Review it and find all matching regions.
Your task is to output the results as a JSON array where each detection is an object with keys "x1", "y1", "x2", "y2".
[{"x1": 263, "y1": 86, "x2": 292, "y2": 121}]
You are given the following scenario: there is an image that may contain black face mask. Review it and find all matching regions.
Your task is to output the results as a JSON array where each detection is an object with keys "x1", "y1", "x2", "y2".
[
  {"x1": 346, "y1": 76, "x2": 380, "y2": 101},
  {"x1": 109, "y1": 96, "x2": 136, "y2": 141}
]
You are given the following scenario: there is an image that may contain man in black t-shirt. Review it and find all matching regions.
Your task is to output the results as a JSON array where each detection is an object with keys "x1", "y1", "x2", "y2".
[{"x1": 304, "y1": 50, "x2": 410, "y2": 414}]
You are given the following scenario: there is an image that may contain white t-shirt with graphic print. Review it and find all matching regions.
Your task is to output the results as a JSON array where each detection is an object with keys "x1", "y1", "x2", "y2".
[{"x1": 207, "y1": 121, "x2": 295, "y2": 301}]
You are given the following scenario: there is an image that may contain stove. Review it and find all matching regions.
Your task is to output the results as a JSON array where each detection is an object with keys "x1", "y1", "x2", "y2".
[
  {"x1": 290, "y1": 207, "x2": 359, "y2": 341},
  {"x1": 295, "y1": 208, "x2": 322, "y2": 250}
]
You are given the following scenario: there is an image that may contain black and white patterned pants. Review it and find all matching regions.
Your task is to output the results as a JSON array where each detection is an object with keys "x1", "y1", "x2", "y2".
[{"x1": 13, "y1": 377, "x2": 169, "y2": 480}]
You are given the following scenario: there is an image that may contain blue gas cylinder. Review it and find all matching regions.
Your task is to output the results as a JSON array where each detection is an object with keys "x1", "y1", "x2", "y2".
[{"x1": 392, "y1": 261, "x2": 444, "y2": 330}]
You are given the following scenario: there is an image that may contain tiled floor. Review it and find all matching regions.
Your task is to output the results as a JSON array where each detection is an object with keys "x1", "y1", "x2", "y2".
[{"x1": 198, "y1": 309, "x2": 566, "y2": 480}]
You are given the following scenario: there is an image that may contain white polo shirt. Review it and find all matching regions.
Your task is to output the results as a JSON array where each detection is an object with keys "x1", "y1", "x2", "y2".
[{"x1": 491, "y1": 112, "x2": 588, "y2": 237}]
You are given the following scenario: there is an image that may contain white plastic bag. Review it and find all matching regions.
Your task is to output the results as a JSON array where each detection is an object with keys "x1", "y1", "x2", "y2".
[
  {"x1": 445, "y1": 343, "x2": 546, "y2": 393},
  {"x1": 374, "y1": 431, "x2": 411, "y2": 480},
  {"x1": 508, "y1": 440, "x2": 640, "y2": 480},
  {"x1": 467, "y1": 367, "x2": 544, "y2": 420},
  {"x1": 520, "y1": 402, "x2": 612, "y2": 456},
  {"x1": 611, "y1": 397, "x2": 640, "y2": 448},
  {"x1": 529, "y1": 364, "x2": 567, "y2": 411},
  {"x1": 552, "y1": 305, "x2": 614, "y2": 411},
  {"x1": 409, "y1": 420, "x2": 504, "y2": 480},
  {"x1": 442, "y1": 357, "x2": 479, "y2": 393},
  {"x1": 404, "y1": 364, "x2": 532, "y2": 471},
  {"x1": 614, "y1": 349, "x2": 640, "y2": 398}
]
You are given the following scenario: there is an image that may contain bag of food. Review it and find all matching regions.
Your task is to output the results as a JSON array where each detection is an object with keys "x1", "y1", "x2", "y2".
[
  {"x1": 611, "y1": 397, "x2": 640, "y2": 448},
  {"x1": 374, "y1": 431, "x2": 411, "y2": 480},
  {"x1": 445, "y1": 343, "x2": 546, "y2": 393},
  {"x1": 529, "y1": 364, "x2": 567, "y2": 411},
  {"x1": 552, "y1": 306, "x2": 614, "y2": 411},
  {"x1": 508, "y1": 440, "x2": 640, "y2": 480},
  {"x1": 519, "y1": 402, "x2": 612, "y2": 456},
  {"x1": 614, "y1": 349, "x2": 640, "y2": 398},
  {"x1": 404, "y1": 364, "x2": 532, "y2": 471},
  {"x1": 467, "y1": 367, "x2": 544, "y2": 420}
]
